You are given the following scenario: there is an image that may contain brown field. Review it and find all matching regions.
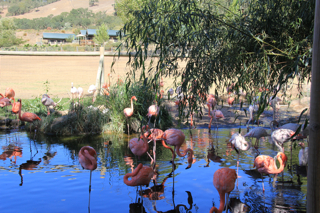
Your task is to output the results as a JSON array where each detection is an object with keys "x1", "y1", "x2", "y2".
[{"x1": 0, "y1": 55, "x2": 183, "y2": 99}]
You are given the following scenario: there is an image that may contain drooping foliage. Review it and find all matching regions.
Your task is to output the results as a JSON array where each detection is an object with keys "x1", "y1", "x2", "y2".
[{"x1": 115, "y1": 0, "x2": 314, "y2": 119}]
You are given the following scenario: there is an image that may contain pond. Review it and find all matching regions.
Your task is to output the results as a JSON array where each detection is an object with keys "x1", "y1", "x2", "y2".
[{"x1": 0, "y1": 128, "x2": 307, "y2": 213}]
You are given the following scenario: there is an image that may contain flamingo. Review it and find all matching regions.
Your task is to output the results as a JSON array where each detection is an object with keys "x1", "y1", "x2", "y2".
[
  {"x1": 17, "y1": 99, "x2": 41, "y2": 132},
  {"x1": 0, "y1": 97, "x2": 12, "y2": 117},
  {"x1": 270, "y1": 128, "x2": 295, "y2": 152},
  {"x1": 207, "y1": 94, "x2": 216, "y2": 109},
  {"x1": 70, "y1": 82, "x2": 78, "y2": 101},
  {"x1": 102, "y1": 73, "x2": 111, "y2": 96},
  {"x1": 247, "y1": 104, "x2": 259, "y2": 126},
  {"x1": 147, "y1": 102, "x2": 159, "y2": 127},
  {"x1": 4, "y1": 87, "x2": 15, "y2": 99},
  {"x1": 41, "y1": 94, "x2": 57, "y2": 115},
  {"x1": 129, "y1": 129, "x2": 153, "y2": 164},
  {"x1": 78, "y1": 87, "x2": 84, "y2": 101},
  {"x1": 123, "y1": 163, "x2": 155, "y2": 187},
  {"x1": 270, "y1": 120, "x2": 309, "y2": 136},
  {"x1": 229, "y1": 132, "x2": 251, "y2": 175},
  {"x1": 88, "y1": 85, "x2": 97, "y2": 103},
  {"x1": 227, "y1": 96, "x2": 235, "y2": 107},
  {"x1": 161, "y1": 129, "x2": 194, "y2": 169},
  {"x1": 207, "y1": 103, "x2": 224, "y2": 131},
  {"x1": 78, "y1": 146, "x2": 97, "y2": 193},
  {"x1": 123, "y1": 96, "x2": 137, "y2": 135},
  {"x1": 244, "y1": 127, "x2": 269, "y2": 148},
  {"x1": 298, "y1": 142, "x2": 308, "y2": 166},
  {"x1": 253, "y1": 152, "x2": 287, "y2": 192},
  {"x1": 210, "y1": 167, "x2": 237, "y2": 213}
]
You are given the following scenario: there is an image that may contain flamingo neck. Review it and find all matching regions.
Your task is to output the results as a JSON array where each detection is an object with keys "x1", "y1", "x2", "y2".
[
  {"x1": 161, "y1": 140, "x2": 175, "y2": 158},
  {"x1": 272, "y1": 155, "x2": 285, "y2": 173},
  {"x1": 18, "y1": 100, "x2": 22, "y2": 120},
  {"x1": 175, "y1": 146, "x2": 194, "y2": 168},
  {"x1": 210, "y1": 191, "x2": 225, "y2": 213},
  {"x1": 131, "y1": 97, "x2": 134, "y2": 111}
]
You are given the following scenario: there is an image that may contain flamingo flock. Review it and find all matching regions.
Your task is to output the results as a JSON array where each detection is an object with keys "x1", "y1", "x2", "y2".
[{"x1": 1, "y1": 79, "x2": 309, "y2": 212}]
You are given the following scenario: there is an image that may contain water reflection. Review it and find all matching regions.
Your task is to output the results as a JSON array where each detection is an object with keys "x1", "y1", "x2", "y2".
[{"x1": 0, "y1": 128, "x2": 308, "y2": 212}]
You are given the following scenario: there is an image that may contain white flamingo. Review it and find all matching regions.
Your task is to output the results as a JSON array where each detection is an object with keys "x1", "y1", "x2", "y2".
[
  {"x1": 70, "y1": 82, "x2": 78, "y2": 101},
  {"x1": 88, "y1": 85, "x2": 97, "y2": 103}
]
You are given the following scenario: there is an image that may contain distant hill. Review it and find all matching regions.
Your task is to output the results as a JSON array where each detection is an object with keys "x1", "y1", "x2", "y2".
[{"x1": 3, "y1": 0, "x2": 115, "y2": 19}]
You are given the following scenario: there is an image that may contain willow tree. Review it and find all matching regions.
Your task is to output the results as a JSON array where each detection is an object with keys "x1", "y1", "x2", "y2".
[{"x1": 115, "y1": 0, "x2": 314, "y2": 122}]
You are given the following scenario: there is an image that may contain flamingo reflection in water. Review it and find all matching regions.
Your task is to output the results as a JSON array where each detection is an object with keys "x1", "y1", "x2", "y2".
[
  {"x1": 123, "y1": 163, "x2": 155, "y2": 188},
  {"x1": 0, "y1": 144, "x2": 22, "y2": 164},
  {"x1": 19, "y1": 158, "x2": 42, "y2": 186},
  {"x1": 210, "y1": 167, "x2": 237, "y2": 213},
  {"x1": 139, "y1": 174, "x2": 170, "y2": 200}
]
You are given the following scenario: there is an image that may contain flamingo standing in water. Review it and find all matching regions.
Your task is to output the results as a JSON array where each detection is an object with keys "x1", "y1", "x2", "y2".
[
  {"x1": 17, "y1": 99, "x2": 41, "y2": 132},
  {"x1": 123, "y1": 96, "x2": 137, "y2": 135},
  {"x1": 210, "y1": 167, "x2": 237, "y2": 213},
  {"x1": 123, "y1": 163, "x2": 155, "y2": 187},
  {"x1": 253, "y1": 152, "x2": 287, "y2": 192},
  {"x1": 244, "y1": 127, "x2": 269, "y2": 148},
  {"x1": 147, "y1": 101, "x2": 159, "y2": 127},
  {"x1": 298, "y1": 142, "x2": 308, "y2": 166},
  {"x1": 161, "y1": 129, "x2": 194, "y2": 169},
  {"x1": 207, "y1": 94, "x2": 217, "y2": 109},
  {"x1": 229, "y1": 132, "x2": 251, "y2": 175},
  {"x1": 79, "y1": 146, "x2": 97, "y2": 192},
  {"x1": 11, "y1": 98, "x2": 20, "y2": 121},
  {"x1": 270, "y1": 128, "x2": 295, "y2": 152},
  {"x1": 129, "y1": 129, "x2": 153, "y2": 164},
  {"x1": 207, "y1": 103, "x2": 224, "y2": 132}
]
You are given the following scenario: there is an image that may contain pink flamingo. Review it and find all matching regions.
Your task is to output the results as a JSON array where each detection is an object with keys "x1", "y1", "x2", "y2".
[
  {"x1": 210, "y1": 167, "x2": 237, "y2": 213},
  {"x1": 123, "y1": 96, "x2": 137, "y2": 135},
  {"x1": 123, "y1": 163, "x2": 155, "y2": 187},
  {"x1": 161, "y1": 129, "x2": 194, "y2": 169},
  {"x1": 207, "y1": 103, "x2": 224, "y2": 131},
  {"x1": 253, "y1": 152, "x2": 287, "y2": 192},
  {"x1": 79, "y1": 146, "x2": 97, "y2": 192},
  {"x1": 227, "y1": 96, "x2": 235, "y2": 107},
  {"x1": 147, "y1": 101, "x2": 159, "y2": 127},
  {"x1": 17, "y1": 99, "x2": 41, "y2": 132},
  {"x1": 129, "y1": 129, "x2": 153, "y2": 164},
  {"x1": 4, "y1": 87, "x2": 15, "y2": 99},
  {"x1": 207, "y1": 94, "x2": 216, "y2": 109}
]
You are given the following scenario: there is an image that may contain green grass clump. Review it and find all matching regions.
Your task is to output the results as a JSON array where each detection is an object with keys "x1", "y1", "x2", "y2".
[{"x1": 104, "y1": 77, "x2": 173, "y2": 134}]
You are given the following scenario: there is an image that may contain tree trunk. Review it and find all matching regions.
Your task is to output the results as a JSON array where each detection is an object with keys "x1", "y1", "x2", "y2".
[
  {"x1": 95, "y1": 46, "x2": 105, "y2": 95},
  {"x1": 307, "y1": 0, "x2": 320, "y2": 212}
]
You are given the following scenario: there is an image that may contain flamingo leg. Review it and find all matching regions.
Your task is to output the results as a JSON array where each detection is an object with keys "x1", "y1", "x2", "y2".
[
  {"x1": 208, "y1": 117, "x2": 213, "y2": 133},
  {"x1": 126, "y1": 118, "x2": 130, "y2": 135},
  {"x1": 225, "y1": 192, "x2": 230, "y2": 213},
  {"x1": 88, "y1": 170, "x2": 92, "y2": 212},
  {"x1": 261, "y1": 172, "x2": 265, "y2": 192},
  {"x1": 153, "y1": 138, "x2": 156, "y2": 170}
]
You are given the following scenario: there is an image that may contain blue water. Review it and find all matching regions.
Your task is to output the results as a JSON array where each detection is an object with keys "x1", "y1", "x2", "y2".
[{"x1": 0, "y1": 128, "x2": 307, "y2": 213}]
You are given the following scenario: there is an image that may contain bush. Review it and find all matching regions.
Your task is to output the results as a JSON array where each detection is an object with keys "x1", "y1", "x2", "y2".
[{"x1": 104, "y1": 77, "x2": 173, "y2": 133}]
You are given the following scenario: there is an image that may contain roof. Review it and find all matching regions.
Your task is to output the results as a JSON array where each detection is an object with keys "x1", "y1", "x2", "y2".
[
  {"x1": 108, "y1": 30, "x2": 119, "y2": 37},
  {"x1": 86, "y1": 29, "x2": 120, "y2": 37},
  {"x1": 87, "y1": 29, "x2": 97, "y2": 36},
  {"x1": 43, "y1": 33, "x2": 75, "y2": 40},
  {"x1": 80, "y1": 30, "x2": 87, "y2": 36}
]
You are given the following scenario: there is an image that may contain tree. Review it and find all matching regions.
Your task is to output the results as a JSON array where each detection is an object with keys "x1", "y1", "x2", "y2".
[
  {"x1": 114, "y1": 0, "x2": 149, "y2": 23},
  {"x1": 0, "y1": 18, "x2": 23, "y2": 47},
  {"x1": 93, "y1": 23, "x2": 109, "y2": 47},
  {"x1": 116, "y1": 0, "x2": 314, "y2": 121}
]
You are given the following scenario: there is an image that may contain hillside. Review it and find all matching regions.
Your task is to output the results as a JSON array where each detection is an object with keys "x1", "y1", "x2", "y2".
[{"x1": 1, "y1": 0, "x2": 115, "y2": 19}]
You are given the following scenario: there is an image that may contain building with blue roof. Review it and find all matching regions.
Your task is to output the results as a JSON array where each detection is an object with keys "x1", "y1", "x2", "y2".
[{"x1": 43, "y1": 29, "x2": 120, "y2": 45}]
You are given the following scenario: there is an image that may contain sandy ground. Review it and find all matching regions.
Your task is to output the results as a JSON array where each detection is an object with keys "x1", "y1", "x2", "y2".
[
  {"x1": 0, "y1": 55, "x2": 310, "y2": 128},
  {"x1": 1, "y1": 0, "x2": 115, "y2": 19}
]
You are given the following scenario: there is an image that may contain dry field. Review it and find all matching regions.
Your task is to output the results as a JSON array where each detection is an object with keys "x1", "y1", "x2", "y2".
[{"x1": 0, "y1": 55, "x2": 184, "y2": 99}]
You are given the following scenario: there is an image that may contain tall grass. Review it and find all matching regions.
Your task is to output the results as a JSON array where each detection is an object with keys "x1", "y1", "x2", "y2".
[{"x1": 104, "y1": 77, "x2": 173, "y2": 133}]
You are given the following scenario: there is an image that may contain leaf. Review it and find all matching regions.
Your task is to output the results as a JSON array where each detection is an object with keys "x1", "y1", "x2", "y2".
[{"x1": 298, "y1": 108, "x2": 308, "y2": 123}]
